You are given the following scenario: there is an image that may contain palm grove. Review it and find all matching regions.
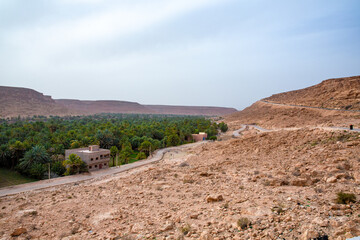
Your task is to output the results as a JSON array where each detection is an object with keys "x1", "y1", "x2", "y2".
[{"x1": 0, "y1": 114, "x2": 228, "y2": 179}]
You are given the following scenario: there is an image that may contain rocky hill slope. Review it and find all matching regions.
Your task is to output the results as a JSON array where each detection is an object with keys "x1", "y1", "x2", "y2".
[
  {"x1": 0, "y1": 128, "x2": 359, "y2": 239},
  {"x1": 226, "y1": 76, "x2": 360, "y2": 129},
  {"x1": 264, "y1": 75, "x2": 360, "y2": 110},
  {"x1": 0, "y1": 87, "x2": 70, "y2": 118},
  {"x1": 0, "y1": 86, "x2": 237, "y2": 118}
]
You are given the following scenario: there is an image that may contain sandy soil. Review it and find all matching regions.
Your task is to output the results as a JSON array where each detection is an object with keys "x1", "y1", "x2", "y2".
[{"x1": 0, "y1": 127, "x2": 359, "y2": 240}]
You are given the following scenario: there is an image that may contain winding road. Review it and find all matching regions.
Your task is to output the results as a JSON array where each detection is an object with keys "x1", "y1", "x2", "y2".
[
  {"x1": 2, "y1": 98, "x2": 359, "y2": 197},
  {"x1": 261, "y1": 100, "x2": 360, "y2": 113},
  {"x1": 0, "y1": 141, "x2": 208, "y2": 197},
  {"x1": 231, "y1": 101, "x2": 360, "y2": 137},
  {"x1": 232, "y1": 124, "x2": 360, "y2": 137}
]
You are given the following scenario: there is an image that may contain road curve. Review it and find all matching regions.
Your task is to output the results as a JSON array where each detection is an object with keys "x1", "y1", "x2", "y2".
[
  {"x1": 232, "y1": 124, "x2": 360, "y2": 137},
  {"x1": 261, "y1": 100, "x2": 360, "y2": 113},
  {"x1": 0, "y1": 141, "x2": 208, "y2": 197}
]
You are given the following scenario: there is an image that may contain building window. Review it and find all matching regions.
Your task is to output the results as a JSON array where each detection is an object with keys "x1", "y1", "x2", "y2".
[
  {"x1": 91, "y1": 158, "x2": 93, "y2": 161},
  {"x1": 104, "y1": 163, "x2": 106, "y2": 166},
  {"x1": 96, "y1": 157, "x2": 98, "y2": 160},
  {"x1": 89, "y1": 166, "x2": 92, "y2": 169},
  {"x1": 95, "y1": 165, "x2": 97, "y2": 168},
  {"x1": 100, "y1": 155, "x2": 103, "y2": 158}
]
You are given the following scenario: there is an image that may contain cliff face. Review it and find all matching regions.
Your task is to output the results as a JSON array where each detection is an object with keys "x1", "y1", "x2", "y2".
[
  {"x1": 263, "y1": 76, "x2": 360, "y2": 110},
  {"x1": 0, "y1": 86, "x2": 69, "y2": 118}
]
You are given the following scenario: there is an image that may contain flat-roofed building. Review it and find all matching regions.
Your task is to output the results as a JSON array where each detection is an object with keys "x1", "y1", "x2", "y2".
[
  {"x1": 65, "y1": 145, "x2": 110, "y2": 171},
  {"x1": 191, "y1": 132, "x2": 207, "y2": 142}
]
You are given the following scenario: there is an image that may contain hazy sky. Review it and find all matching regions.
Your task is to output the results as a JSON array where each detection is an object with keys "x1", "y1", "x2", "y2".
[{"x1": 0, "y1": 0, "x2": 359, "y2": 110}]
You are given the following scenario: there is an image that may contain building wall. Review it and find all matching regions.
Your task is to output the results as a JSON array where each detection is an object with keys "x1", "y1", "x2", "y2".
[
  {"x1": 191, "y1": 133, "x2": 207, "y2": 142},
  {"x1": 65, "y1": 146, "x2": 110, "y2": 171}
]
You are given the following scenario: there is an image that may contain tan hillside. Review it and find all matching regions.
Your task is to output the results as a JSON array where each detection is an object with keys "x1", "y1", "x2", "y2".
[
  {"x1": 226, "y1": 101, "x2": 360, "y2": 130},
  {"x1": 0, "y1": 86, "x2": 236, "y2": 118},
  {"x1": 0, "y1": 86, "x2": 70, "y2": 118},
  {"x1": 264, "y1": 75, "x2": 360, "y2": 110},
  {"x1": 226, "y1": 76, "x2": 360, "y2": 130},
  {"x1": 56, "y1": 99, "x2": 156, "y2": 115},
  {"x1": 146, "y1": 105, "x2": 237, "y2": 116}
]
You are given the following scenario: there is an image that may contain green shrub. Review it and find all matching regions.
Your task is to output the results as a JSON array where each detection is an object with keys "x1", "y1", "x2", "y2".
[
  {"x1": 51, "y1": 161, "x2": 66, "y2": 176},
  {"x1": 336, "y1": 192, "x2": 356, "y2": 204},
  {"x1": 219, "y1": 122, "x2": 228, "y2": 132},
  {"x1": 136, "y1": 152, "x2": 147, "y2": 160},
  {"x1": 209, "y1": 136, "x2": 217, "y2": 141},
  {"x1": 237, "y1": 217, "x2": 251, "y2": 230},
  {"x1": 29, "y1": 163, "x2": 46, "y2": 179},
  {"x1": 180, "y1": 224, "x2": 191, "y2": 235}
]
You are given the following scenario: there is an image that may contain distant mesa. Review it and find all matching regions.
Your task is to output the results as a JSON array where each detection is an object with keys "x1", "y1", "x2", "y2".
[
  {"x1": 0, "y1": 86, "x2": 237, "y2": 118},
  {"x1": 0, "y1": 86, "x2": 70, "y2": 118}
]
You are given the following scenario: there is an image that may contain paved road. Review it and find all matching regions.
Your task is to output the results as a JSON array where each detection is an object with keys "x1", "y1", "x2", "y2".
[{"x1": 0, "y1": 141, "x2": 208, "y2": 197}]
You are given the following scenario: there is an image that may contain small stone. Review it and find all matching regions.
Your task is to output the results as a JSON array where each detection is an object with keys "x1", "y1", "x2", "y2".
[
  {"x1": 344, "y1": 232, "x2": 353, "y2": 239},
  {"x1": 200, "y1": 230, "x2": 212, "y2": 240},
  {"x1": 206, "y1": 195, "x2": 224, "y2": 203},
  {"x1": 326, "y1": 176, "x2": 337, "y2": 183},
  {"x1": 11, "y1": 228, "x2": 27, "y2": 237},
  {"x1": 291, "y1": 178, "x2": 309, "y2": 187},
  {"x1": 301, "y1": 229, "x2": 317, "y2": 240},
  {"x1": 160, "y1": 222, "x2": 174, "y2": 232}
]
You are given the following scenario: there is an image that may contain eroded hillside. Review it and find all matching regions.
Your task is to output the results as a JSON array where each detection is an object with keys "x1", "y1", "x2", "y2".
[
  {"x1": 263, "y1": 76, "x2": 360, "y2": 110},
  {"x1": 226, "y1": 101, "x2": 360, "y2": 130},
  {"x1": 0, "y1": 87, "x2": 70, "y2": 118}
]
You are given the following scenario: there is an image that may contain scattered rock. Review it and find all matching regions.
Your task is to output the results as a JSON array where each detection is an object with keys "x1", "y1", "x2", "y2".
[
  {"x1": 291, "y1": 178, "x2": 309, "y2": 186},
  {"x1": 160, "y1": 222, "x2": 174, "y2": 232},
  {"x1": 326, "y1": 176, "x2": 337, "y2": 183},
  {"x1": 200, "y1": 230, "x2": 213, "y2": 240},
  {"x1": 206, "y1": 195, "x2": 224, "y2": 203},
  {"x1": 11, "y1": 228, "x2": 27, "y2": 237},
  {"x1": 179, "y1": 162, "x2": 189, "y2": 167}
]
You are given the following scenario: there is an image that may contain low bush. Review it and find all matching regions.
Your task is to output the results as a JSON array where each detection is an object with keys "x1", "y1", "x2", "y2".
[
  {"x1": 237, "y1": 217, "x2": 251, "y2": 230},
  {"x1": 336, "y1": 192, "x2": 356, "y2": 204}
]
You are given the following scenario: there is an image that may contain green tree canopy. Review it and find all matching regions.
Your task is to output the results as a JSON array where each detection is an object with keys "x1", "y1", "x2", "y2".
[
  {"x1": 18, "y1": 145, "x2": 50, "y2": 171},
  {"x1": 110, "y1": 146, "x2": 119, "y2": 166},
  {"x1": 63, "y1": 153, "x2": 84, "y2": 175},
  {"x1": 119, "y1": 146, "x2": 133, "y2": 164}
]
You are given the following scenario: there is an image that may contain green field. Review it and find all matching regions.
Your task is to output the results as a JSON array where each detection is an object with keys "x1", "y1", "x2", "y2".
[{"x1": 0, "y1": 168, "x2": 37, "y2": 188}]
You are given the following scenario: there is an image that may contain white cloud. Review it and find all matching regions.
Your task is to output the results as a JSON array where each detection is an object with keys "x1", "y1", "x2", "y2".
[{"x1": 5, "y1": 0, "x2": 224, "y2": 64}]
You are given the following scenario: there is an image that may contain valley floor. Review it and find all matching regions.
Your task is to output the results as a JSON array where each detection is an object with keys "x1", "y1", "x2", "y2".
[{"x1": 0, "y1": 127, "x2": 359, "y2": 240}]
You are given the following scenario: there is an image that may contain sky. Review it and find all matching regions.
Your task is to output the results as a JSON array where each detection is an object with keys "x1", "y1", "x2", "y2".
[{"x1": 0, "y1": 0, "x2": 359, "y2": 110}]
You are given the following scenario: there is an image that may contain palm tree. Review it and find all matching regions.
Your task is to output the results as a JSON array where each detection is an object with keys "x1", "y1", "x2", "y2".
[
  {"x1": 120, "y1": 146, "x2": 133, "y2": 164},
  {"x1": 19, "y1": 145, "x2": 50, "y2": 171},
  {"x1": 0, "y1": 144, "x2": 11, "y2": 167},
  {"x1": 110, "y1": 146, "x2": 118, "y2": 166},
  {"x1": 63, "y1": 153, "x2": 83, "y2": 175},
  {"x1": 9, "y1": 141, "x2": 26, "y2": 168}
]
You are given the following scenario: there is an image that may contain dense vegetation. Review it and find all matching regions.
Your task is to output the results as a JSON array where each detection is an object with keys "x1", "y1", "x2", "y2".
[{"x1": 0, "y1": 114, "x2": 227, "y2": 180}]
